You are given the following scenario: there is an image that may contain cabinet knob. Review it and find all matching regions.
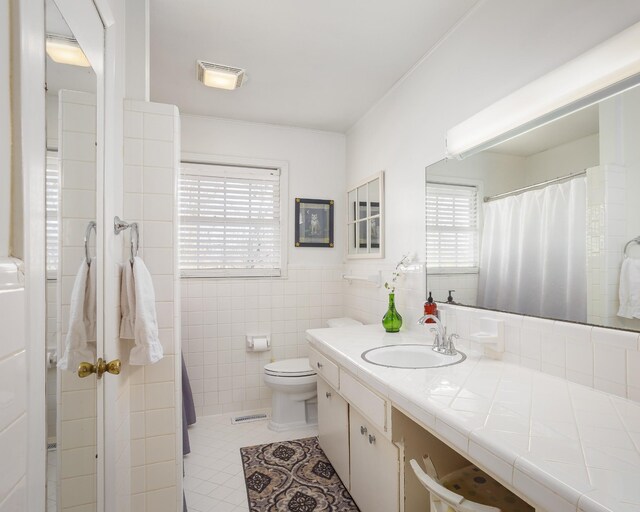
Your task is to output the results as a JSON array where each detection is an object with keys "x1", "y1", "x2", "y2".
[
  {"x1": 360, "y1": 426, "x2": 367, "y2": 436},
  {"x1": 368, "y1": 434, "x2": 376, "y2": 445},
  {"x1": 325, "y1": 391, "x2": 331, "y2": 398},
  {"x1": 317, "y1": 362, "x2": 322, "y2": 368}
]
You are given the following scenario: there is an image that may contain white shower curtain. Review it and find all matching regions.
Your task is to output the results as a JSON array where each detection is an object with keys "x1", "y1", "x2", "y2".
[{"x1": 477, "y1": 177, "x2": 587, "y2": 322}]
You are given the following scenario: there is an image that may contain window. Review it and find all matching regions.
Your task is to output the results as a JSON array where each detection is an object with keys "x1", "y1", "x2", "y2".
[
  {"x1": 46, "y1": 152, "x2": 59, "y2": 277},
  {"x1": 425, "y1": 182, "x2": 478, "y2": 272},
  {"x1": 179, "y1": 161, "x2": 287, "y2": 277}
]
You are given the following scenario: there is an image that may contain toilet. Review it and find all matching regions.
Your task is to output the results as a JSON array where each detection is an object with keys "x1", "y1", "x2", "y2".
[{"x1": 263, "y1": 317, "x2": 363, "y2": 431}]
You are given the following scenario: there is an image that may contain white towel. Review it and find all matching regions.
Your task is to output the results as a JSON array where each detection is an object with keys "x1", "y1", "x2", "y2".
[
  {"x1": 129, "y1": 256, "x2": 164, "y2": 365},
  {"x1": 58, "y1": 258, "x2": 96, "y2": 371},
  {"x1": 617, "y1": 258, "x2": 640, "y2": 318},
  {"x1": 119, "y1": 262, "x2": 135, "y2": 339}
]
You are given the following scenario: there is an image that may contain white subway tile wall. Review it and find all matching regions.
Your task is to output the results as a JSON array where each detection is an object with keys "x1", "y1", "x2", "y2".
[
  {"x1": 181, "y1": 266, "x2": 344, "y2": 416},
  {"x1": 46, "y1": 280, "x2": 57, "y2": 440},
  {"x1": 57, "y1": 90, "x2": 98, "y2": 512},
  {"x1": 124, "y1": 99, "x2": 181, "y2": 512}
]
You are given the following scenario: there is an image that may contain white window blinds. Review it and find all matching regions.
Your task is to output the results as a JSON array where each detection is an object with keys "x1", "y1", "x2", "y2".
[
  {"x1": 426, "y1": 182, "x2": 478, "y2": 270},
  {"x1": 46, "y1": 153, "x2": 59, "y2": 277},
  {"x1": 179, "y1": 162, "x2": 283, "y2": 277}
]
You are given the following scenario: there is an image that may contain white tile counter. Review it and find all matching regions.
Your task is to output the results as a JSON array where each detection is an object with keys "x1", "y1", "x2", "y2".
[{"x1": 306, "y1": 324, "x2": 640, "y2": 512}]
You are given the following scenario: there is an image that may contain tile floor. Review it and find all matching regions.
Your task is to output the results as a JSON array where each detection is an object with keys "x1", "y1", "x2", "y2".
[{"x1": 184, "y1": 413, "x2": 318, "y2": 512}]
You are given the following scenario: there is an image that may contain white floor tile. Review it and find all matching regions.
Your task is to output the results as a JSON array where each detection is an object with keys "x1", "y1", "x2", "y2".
[{"x1": 184, "y1": 412, "x2": 318, "y2": 511}]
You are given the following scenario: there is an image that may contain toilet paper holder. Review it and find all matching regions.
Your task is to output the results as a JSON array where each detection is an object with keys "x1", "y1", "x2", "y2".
[{"x1": 246, "y1": 334, "x2": 271, "y2": 352}]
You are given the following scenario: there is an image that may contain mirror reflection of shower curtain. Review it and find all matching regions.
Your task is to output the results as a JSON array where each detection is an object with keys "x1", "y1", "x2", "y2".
[{"x1": 477, "y1": 177, "x2": 587, "y2": 322}]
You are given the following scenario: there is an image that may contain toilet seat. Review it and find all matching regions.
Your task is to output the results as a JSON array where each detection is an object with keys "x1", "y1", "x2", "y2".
[{"x1": 264, "y1": 358, "x2": 316, "y2": 378}]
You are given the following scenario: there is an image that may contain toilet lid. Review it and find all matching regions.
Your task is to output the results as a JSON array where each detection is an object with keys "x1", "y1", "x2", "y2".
[{"x1": 264, "y1": 358, "x2": 316, "y2": 377}]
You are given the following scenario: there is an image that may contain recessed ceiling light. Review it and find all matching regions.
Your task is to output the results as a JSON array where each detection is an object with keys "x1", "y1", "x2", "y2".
[
  {"x1": 196, "y1": 60, "x2": 247, "y2": 90},
  {"x1": 46, "y1": 34, "x2": 90, "y2": 67}
]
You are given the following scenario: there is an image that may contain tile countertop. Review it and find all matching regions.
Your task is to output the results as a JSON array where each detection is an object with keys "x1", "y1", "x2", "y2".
[{"x1": 306, "y1": 324, "x2": 640, "y2": 512}]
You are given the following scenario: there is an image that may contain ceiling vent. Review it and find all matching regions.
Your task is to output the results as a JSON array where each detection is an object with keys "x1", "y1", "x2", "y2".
[{"x1": 196, "y1": 60, "x2": 247, "y2": 90}]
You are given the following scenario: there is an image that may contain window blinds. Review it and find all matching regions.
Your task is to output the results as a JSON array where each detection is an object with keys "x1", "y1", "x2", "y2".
[
  {"x1": 426, "y1": 182, "x2": 478, "y2": 269},
  {"x1": 179, "y1": 163, "x2": 282, "y2": 277},
  {"x1": 46, "y1": 154, "x2": 59, "y2": 276}
]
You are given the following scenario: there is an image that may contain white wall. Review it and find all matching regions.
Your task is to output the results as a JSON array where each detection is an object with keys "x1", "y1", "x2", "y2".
[
  {"x1": 345, "y1": 0, "x2": 640, "y2": 327},
  {"x1": 181, "y1": 115, "x2": 346, "y2": 267},
  {"x1": 0, "y1": 0, "x2": 10, "y2": 258},
  {"x1": 179, "y1": 115, "x2": 346, "y2": 414},
  {"x1": 524, "y1": 133, "x2": 599, "y2": 185}
]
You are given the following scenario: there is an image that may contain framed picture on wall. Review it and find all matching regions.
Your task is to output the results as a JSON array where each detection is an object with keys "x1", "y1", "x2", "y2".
[{"x1": 295, "y1": 198, "x2": 334, "y2": 247}]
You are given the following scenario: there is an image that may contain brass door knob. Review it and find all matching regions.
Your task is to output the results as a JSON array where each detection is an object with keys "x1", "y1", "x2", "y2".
[{"x1": 77, "y1": 358, "x2": 121, "y2": 379}]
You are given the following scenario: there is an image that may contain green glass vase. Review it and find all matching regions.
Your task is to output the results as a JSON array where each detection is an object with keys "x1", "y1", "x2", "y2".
[{"x1": 382, "y1": 293, "x2": 403, "y2": 333}]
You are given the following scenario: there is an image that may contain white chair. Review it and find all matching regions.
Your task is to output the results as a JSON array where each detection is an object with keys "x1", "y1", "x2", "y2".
[{"x1": 410, "y1": 456, "x2": 532, "y2": 512}]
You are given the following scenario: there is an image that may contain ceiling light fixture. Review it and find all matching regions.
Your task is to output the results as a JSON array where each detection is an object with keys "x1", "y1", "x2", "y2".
[
  {"x1": 196, "y1": 60, "x2": 247, "y2": 90},
  {"x1": 46, "y1": 34, "x2": 90, "y2": 67}
]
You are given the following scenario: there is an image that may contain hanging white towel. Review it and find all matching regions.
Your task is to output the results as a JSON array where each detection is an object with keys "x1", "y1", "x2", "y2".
[
  {"x1": 129, "y1": 256, "x2": 164, "y2": 365},
  {"x1": 617, "y1": 258, "x2": 640, "y2": 318},
  {"x1": 119, "y1": 261, "x2": 135, "y2": 339},
  {"x1": 58, "y1": 258, "x2": 96, "y2": 371}
]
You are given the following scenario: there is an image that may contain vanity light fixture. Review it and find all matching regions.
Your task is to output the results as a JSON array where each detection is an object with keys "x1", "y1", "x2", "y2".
[
  {"x1": 447, "y1": 19, "x2": 640, "y2": 159},
  {"x1": 45, "y1": 34, "x2": 90, "y2": 67},
  {"x1": 196, "y1": 60, "x2": 247, "y2": 90}
]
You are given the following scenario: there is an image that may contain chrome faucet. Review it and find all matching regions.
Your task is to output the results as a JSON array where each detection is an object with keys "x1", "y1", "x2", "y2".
[{"x1": 417, "y1": 314, "x2": 459, "y2": 356}]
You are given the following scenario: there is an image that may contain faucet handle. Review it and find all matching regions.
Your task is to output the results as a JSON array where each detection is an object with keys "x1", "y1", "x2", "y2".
[{"x1": 447, "y1": 333, "x2": 459, "y2": 347}]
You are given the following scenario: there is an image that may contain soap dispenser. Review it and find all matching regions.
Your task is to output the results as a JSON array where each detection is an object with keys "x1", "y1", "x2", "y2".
[{"x1": 423, "y1": 292, "x2": 438, "y2": 323}]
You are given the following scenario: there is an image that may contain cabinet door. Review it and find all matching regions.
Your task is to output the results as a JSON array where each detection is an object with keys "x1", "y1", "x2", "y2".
[
  {"x1": 317, "y1": 377, "x2": 350, "y2": 488},
  {"x1": 349, "y1": 407, "x2": 399, "y2": 512}
]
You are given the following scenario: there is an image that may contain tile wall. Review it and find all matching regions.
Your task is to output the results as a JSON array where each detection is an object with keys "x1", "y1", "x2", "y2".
[
  {"x1": 441, "y1": 303, "x2": 640, "y2": 402},
  {"x1": 342, "y1": 261, "x2": 425, "y2": 330},
  {"x1": 0, "y1": 286, "x2": 26, "y2": 512},
  {"x1": 46, "y1": 280, "x2": 57, "y2": 440},
  {"x1": 123, "y1": 99, "x2": 182, "y2": 512},
  {"x1": 181, "y1": 265, "x2": 344, "y2": 416},
  {"x1": 56, "y1": 90, "x2": 98, "y2": 512},
  {"x1": 426, "y1": 273, "x2": 478, "y2": 307}
]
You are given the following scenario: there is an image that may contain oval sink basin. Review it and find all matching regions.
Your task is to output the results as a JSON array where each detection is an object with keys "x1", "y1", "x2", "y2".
[{"x1": 361, "y1": 344, "x2": 466, "y2": 369}]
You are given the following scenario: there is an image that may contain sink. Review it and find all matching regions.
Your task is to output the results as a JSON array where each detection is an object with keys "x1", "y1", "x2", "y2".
[{"x1": 361, "y1": 344, "x2": 466, "y2": 369}]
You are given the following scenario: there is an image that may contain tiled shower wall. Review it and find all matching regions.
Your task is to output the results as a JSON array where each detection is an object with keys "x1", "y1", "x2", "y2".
[
  {"x1": 123, "y1": 99, "x2": 182, "y2": 512},
  {"x1": 181, "y1": 265, "x2": 344, "y2": 416}
]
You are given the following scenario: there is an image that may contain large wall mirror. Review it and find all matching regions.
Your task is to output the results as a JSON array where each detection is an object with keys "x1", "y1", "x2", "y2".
[
  {"x1": 426, "y1": 78, "x2": 640, "y2": 332},
  {"x1": 45, "y1": 0, "x2": 103, "y2": 510}
]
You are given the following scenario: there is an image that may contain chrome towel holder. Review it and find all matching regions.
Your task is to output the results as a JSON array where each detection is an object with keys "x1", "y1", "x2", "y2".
[
  {"x1": 624, "y1": 236, "x2": 640, "y2": 259},
  {"x1": 114, "y1": 216, "x2": 140, "y2": 263},
  {"x1": 84, "y1": 221, "x2": 97, "y2": 265}
]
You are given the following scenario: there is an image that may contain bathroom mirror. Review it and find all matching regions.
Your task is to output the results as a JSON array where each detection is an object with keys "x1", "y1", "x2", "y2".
[
  {"x1": 45, "y1": 0, "x2": 102, "y2": 509},
  {"x1": 347, "y1": 171, "x2": 385, "y2": 258},
  {"x1": 426, "y1": 82, "x2": 640, "y2": 332}
]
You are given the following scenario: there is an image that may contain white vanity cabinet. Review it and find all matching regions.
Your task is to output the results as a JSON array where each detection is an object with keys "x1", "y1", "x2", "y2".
[
  {"x1": 349, "y1": 407, "x2": 400, "y2": 512},
  {"x1": 317, "y1": 377, "x2": 350, "y2": 488},
  {"x1": 312, "y1": 347, "x2": 400, "y2": 512}
]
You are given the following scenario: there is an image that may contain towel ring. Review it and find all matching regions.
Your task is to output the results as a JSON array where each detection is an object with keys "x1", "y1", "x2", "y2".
[
  {"x1": 129, "y1": 222, "x2": 139, "y2": 263},
  {"x1": 624, "y1": 236, "x2": 640, "y2": 258},
  {"x1": 84, "y1": 221, "x2": 97, "y2": 265},
  {"x1": 114, "y1": 216, "x2": 140, "y2": 264}
]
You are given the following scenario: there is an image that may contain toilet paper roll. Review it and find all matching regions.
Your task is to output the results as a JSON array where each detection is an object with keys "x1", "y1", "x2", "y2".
[{"x1": 252, "y1": 337, "x2": 269, "y2": 352}]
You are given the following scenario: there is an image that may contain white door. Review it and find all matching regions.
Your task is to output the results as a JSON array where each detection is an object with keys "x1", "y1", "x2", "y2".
[
  {"x1": 349, "y1": 407, "x2": 400, "y2": 512},
  {"x1": 317, "y1": 377, "x2": 350, "y2": 488}
]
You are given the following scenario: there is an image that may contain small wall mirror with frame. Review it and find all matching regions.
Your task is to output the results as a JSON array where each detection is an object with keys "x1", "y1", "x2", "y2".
[{"x1": 347, "y1": 171, "x2": 384, "y2": 258}]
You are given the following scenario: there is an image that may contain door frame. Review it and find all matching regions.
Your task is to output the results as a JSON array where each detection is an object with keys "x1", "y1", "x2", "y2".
[{"x1": 20, "y1": 0, "x2": 115, "y2": 509}]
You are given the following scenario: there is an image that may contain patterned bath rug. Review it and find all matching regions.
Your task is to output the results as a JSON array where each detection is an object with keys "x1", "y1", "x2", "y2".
[{"x1": 240, "y1": 436, "x2": 359, "y2": 511}]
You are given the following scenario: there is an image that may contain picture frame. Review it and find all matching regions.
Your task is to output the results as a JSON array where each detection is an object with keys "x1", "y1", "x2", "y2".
[
  {"x1": 295, "y1": 198, "x2": 334, "y2": 248},
  {"x1": 354, "y1": 201, "x2": 380, "y2": 248}
]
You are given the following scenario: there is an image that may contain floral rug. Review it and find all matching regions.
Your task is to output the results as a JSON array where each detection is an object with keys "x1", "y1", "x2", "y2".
[{"x1": 240, "y1": 437, "x2": 359, "y2": 511}]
